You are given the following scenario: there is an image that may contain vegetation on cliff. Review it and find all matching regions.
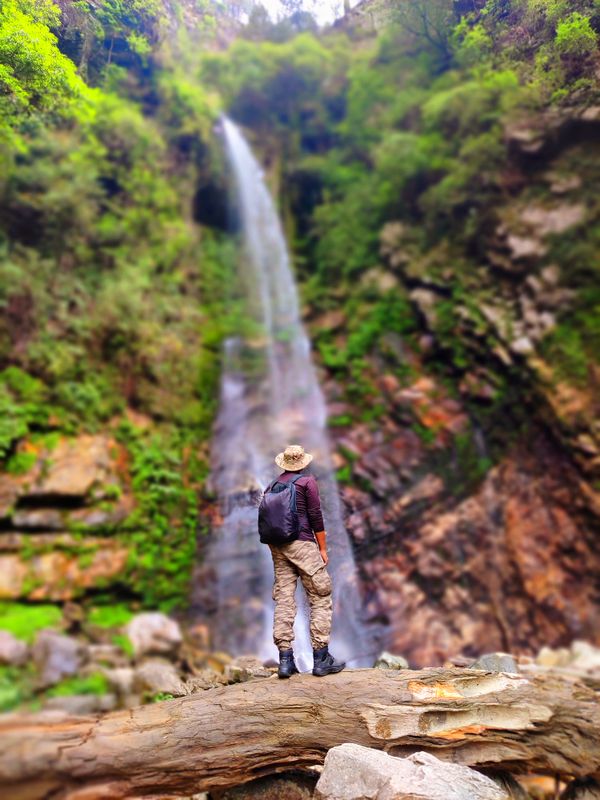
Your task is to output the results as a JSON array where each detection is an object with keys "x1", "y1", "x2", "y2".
[{"x1": 0, "y1": 0, "x2": 599, "y2": 707}]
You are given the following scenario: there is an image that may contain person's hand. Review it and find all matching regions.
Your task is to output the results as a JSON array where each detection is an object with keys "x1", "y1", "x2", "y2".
[{"x1": 320, "y1": 549, "x2": 329, "y2": 566}]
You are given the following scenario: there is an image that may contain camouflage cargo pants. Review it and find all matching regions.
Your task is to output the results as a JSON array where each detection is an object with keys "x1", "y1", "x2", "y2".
[{"x1": 269, "y1": 540, "x2": 333, "y2": 651}]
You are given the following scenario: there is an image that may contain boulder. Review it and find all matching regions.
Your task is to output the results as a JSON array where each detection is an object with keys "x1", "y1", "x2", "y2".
[
  {"x1": 133, "y1": 659, "x2": 188, "y2": 697},
  {"x1": 125, "y1": 612, "x2": 183, "y2": 658},
  {"x1": 32, "y1": 630, "x2": 87, "y2": 688},
  {"x1": 470, "y1": 653, "x2": 519, "y2": 674},
  {"x1": 315, "y1": 744, "x2": 509, "y2": 800},
  {"x1": 0, "y1": 629, "x2": 28, "y2": 666},
  {"x1": 43, "y1": 694, "x2": 117, "y2": 715},
  {"x1": 87, "y1": 644, "x2": 130, "y2": 668},
  {"x1": 102, "y1": 667, "x2": 135, "y2": 696},
  {"x1": 373, "y1": 651, "x2": 409, "y2": 670}
]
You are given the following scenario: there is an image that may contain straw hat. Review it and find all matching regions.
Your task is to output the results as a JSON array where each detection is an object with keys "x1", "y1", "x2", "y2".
[{"x1": 275, "y1": 444, "x2": 313, "y2": 472}]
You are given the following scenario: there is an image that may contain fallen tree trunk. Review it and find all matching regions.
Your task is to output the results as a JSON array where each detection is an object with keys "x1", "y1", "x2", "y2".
[{"x1": 1, "y1": 667, "x2": 600, "y2": 799}]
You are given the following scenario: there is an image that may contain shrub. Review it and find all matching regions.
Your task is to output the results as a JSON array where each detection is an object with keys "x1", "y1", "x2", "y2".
[{"x1": 555, "y1": 12, "x2": 597, "y2": 58}]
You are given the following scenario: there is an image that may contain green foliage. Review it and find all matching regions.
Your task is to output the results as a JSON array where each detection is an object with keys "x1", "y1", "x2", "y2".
[
  {"x1": 46, "y1": 672, "x2": 109, "y2": 697},
  {"x1": 454, "y1": 22, "x2": 494, "y2": 67},
  {"x1": 0, "y1": 0, "x2": 89, "y2": 126},
  {"x1": 0, "y1": 602, "x2": 63, "y2": 642},
  {"x1": 6, "y1": 449, "x2": 37, "y2": 474},
  {"x1": 116, "y1": 422, "x2": 200, "y2": 609},
  {"x1": 87, "y1": 603, "x2": 134, "y2": 629},
  {"x1": 112, "y1": 632, "x2": 134, "y2": 657},
  {"x1": 0, "y1": 664, "x2": 35, "y2": 711},
  {"x1": 555, "y1": 12, "x2": 597, "y2": 57},
  {"x1": 0, "y1": 367, "x2": 51, "y2": 458}
]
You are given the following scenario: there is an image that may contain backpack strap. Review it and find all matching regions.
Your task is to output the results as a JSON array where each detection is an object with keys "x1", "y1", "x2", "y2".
[{"x1": 287, "y1": 474, "x2": 304, "y2": 513}]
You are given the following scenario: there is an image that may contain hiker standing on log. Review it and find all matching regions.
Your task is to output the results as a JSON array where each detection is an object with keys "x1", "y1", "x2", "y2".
[{"x1": 258, "y1": 444, "x2": 346, "y2": 679}]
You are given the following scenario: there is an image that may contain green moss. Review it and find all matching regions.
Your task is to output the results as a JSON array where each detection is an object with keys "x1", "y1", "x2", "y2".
[
  {"x1": 46, "y1": 672, "x2": 109, "y2": 698},
  {"x1": 0, "y1": 664, "x2": 36, "y2": 712},
  {"x1": 5, "y1": 450, "x2": 37, "y2": 475},
  {"x1": 328, "y1": 414, "x2": 353, "y2": 427},
  {"x1": 87, "y1": 604, "x2": 134, "y2": 629},
  {"x1": 0, "y1": 603, "x2": 63, "y2": 643},
  {"x1": 335, "y1": 465, "x2": 352, "y2": 484},
  {"x1": 111, "y1": 632, "x2": 134, "y2": 658}
]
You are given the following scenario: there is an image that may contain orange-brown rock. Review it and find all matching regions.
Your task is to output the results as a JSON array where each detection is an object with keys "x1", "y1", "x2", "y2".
[
  {"x1": 0, "y1": 540, "x2": 129, "y2": 601},
  {"x1": 349, "y1": 433, "x2": 600, "y2": 667}
]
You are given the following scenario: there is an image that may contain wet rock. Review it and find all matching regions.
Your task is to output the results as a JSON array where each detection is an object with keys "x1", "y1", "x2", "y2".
[
  {"x1": 125, "y1": 612, "x2": 183, "y2": 658},
  {"x1": 32, "y1": 630, "x2": 87, "y2": 688},
  {"x1": 0, "y1": 630, "x2": 28, "y2": 666},
  {"x1": 315, "y1": 744, "x2": 509, "y2": 800},
  {"x1": 374, "y1": 651, "x2": 409, "y2": 670},
  {"x1": 43, "y1": 693, "x2": 117, "y2": 715},
  {"x1": 133, "y1": 659, "x2": 189, "y2": 697},
  {"x1": 470, "y1": 653, "x2": 519, "y2": 673}
]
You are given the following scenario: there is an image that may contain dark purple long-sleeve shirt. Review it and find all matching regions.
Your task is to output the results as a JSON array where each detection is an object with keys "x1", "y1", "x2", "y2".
[{"x1": 277, "y1": 470, "x2": 324, "y2": 542}]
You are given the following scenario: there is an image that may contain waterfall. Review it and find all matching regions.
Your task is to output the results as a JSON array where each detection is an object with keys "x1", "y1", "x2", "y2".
[{"x1": 202, "y1": 117, "x2": 377, "y2": 669}]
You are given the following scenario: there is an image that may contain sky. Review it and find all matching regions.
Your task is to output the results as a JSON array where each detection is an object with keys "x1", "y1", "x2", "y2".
[{"x1": 258, "y1": 0, "x2": 361, "y2": 26}]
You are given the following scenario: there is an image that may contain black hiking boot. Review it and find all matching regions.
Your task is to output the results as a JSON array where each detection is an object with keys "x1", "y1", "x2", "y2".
[
  {"x1": 312, "y1": 646, "x2": 346, "y2": 677},
  {"x1": 278, "y1": 648, "x2": 299, "y2": 679}
]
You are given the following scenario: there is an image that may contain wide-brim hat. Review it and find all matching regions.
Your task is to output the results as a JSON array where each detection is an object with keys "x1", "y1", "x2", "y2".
[{"x1": 275, "y1": 444, "x2": 313, "y2": 472}]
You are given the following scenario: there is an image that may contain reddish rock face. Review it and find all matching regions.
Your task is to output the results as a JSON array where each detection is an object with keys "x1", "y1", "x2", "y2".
[{"x1": 337, "y1": 423, "x2": 599, "y2": 667}]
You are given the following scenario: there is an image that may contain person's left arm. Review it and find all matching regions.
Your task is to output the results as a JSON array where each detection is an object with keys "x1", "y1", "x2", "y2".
[{"x1": 306, "y1": 477, "x2": 328, "y2": 565}]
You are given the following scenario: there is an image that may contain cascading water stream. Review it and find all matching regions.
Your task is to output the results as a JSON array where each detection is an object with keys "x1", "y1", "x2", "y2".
[{"x1": 201, "y1": 117, "x2": 378, "y2": 668}]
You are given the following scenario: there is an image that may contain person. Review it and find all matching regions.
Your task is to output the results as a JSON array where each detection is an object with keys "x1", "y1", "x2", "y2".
[{"x1": 268, "y1": 444, "x2": 346, "y2": 678}]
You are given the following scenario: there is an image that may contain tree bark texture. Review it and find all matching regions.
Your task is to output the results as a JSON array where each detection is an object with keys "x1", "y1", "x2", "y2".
[{"x1": 1, "y1": 668, "x2": 599, "y2": 799}]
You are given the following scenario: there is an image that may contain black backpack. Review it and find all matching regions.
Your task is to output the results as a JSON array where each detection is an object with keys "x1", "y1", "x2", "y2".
[{"x1": 258, "y1": 475, "x2": 302, "y2": 545}]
